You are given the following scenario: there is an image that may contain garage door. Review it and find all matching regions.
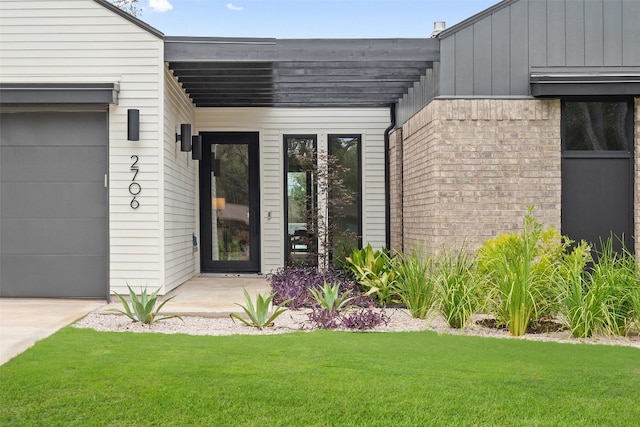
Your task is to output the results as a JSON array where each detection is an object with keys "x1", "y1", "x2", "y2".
[{"x1": 0, "y1": 110, "x2": 108, "y2": 298}]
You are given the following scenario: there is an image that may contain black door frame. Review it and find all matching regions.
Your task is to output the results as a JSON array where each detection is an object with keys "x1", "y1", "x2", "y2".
[{"x1": 199, "y1": 132, "x2": 261, "y2": 273}]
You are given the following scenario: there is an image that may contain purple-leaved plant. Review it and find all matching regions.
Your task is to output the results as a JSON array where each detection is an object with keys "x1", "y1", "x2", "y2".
[
  {"x1": 308, "y1": 307, "x2": 390, "y2": 330},
  {"x1": 268, "y1": 266, "x2": 373, "y2": 309}
]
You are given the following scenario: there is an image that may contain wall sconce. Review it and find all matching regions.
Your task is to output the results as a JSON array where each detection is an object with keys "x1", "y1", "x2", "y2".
[
  {"x1": 192, "y1": 135, "x2": 202, "y2": 160},
  {"x1": 127, "y1": 109, "x2": 139, "y2": 141},
  {"x1": 176, "y1": 123, "x2": 192, "y2": 152}
]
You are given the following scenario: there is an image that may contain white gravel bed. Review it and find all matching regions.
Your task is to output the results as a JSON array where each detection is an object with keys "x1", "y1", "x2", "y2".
[{"x1": 74, "y1": 309, "x2": 640, "y2": 349}]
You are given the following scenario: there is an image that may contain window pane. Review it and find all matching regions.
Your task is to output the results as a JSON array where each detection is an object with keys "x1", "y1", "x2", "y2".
[
  {"x1": 564, "y1": 102, "x2": 630, "y2": 151},
  {"x1": 285, "y1": 136, "x2": 317, "y2": 266},
  {"x1": 329, "y1": 135, "x2": 360, "y2": 261}
]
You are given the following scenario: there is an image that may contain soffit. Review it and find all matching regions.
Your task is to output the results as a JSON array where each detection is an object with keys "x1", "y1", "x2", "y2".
[{"x1": 165, "y1": 37, "x2": 439, "y2": 107}]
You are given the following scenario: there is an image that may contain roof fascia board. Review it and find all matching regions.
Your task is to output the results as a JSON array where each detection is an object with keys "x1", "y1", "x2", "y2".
[
  {"x1": 93, "y1": 0, "x2": 164, "y2": 39},
  {"x1": 437, "y1": 0, "x2": 519, "y2": 39},
  {"x1": 165, "y1": 37, "x2": 439, "y2": 63}
]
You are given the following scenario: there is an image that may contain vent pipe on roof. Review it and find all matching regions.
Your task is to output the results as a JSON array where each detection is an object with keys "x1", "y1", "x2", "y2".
[{"x1": 431, "y1": 21, "x2": 446, "y2": 38}]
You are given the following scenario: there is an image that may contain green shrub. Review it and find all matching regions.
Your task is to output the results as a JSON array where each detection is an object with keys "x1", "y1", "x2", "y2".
[
  {"x1": 230, "y1": 290, "x2": 291, "y2": 330},
  {"x1": 435, "y1": 247, "x2": 478, "y2": 328},
  {"x1": 476, "y1": 207, "x2": 560, "y2": 336},
  {"x1": 110, "y1": 285, "x2": 181, "y2": 325},
  {"x1": 395, "y1": 249, "x2": 435, "y2": 319},
  {"x1": 343, "y1": 243, "x2": 398, "y2": 306}
]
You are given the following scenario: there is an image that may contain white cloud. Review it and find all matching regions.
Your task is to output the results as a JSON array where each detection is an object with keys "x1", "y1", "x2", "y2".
[
  {"x1": 149, "y1": 0, "x2": 173, "y2": 13},
  {"x1": 227, "y1": 3, "x2": 244, "y2": 11}
]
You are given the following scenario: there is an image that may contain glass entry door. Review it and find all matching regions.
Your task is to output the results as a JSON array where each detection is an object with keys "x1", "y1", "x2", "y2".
[{"x1": 200, "y1": 132, "x2": 260, "y2": 272}]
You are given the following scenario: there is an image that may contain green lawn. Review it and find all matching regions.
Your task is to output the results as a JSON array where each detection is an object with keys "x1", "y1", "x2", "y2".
[{"x1": 1, "y1": 328, "x2": 639, "y2": 426}]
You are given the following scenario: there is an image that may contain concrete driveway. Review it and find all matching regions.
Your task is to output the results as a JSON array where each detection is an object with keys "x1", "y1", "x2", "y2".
[{"x1": 0, "y1": 299, "x2": 105, "y2": 365}]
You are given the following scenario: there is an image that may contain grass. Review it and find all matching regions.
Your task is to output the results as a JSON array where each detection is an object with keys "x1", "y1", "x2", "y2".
[{"x1": 1, "y1": 328, "x2": 639, "y2": 426}]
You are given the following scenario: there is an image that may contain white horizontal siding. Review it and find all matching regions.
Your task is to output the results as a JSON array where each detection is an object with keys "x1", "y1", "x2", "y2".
[
  {"x1": 0, "y1": 0, "x2": 165, "y2": 295},
  {"x1": 195, "y1": 107, "x2": 390, "y2": 274},
  {"x1": 163, "y1": 66, "x2": 197, "y2": 292}
]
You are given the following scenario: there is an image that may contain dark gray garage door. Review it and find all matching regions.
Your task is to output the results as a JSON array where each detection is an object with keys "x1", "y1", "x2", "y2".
[{"x1": 0, "y1": 110, "x2": 108, "y2": 298}]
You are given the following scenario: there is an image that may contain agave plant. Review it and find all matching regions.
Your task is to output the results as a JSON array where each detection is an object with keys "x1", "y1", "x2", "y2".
[
  {"x1": 310, "y1": 282, "x2": 355, "y2": 312},
  {"x1": 230, "y1": 289, "x2": 292, "y2": 330},
  {"x1": 110, "y1": 285, "x2": 181, "y2": 324}
]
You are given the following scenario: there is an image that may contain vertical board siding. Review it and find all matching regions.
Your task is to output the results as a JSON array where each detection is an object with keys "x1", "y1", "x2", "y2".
[
  {"x1": 438, "y1": 0, "x2": 640, "y2": 98},
  {"x1": 163, "y1": 67, "x2": 196, "y2": 292},
  {"x1": 0, "y1": 0, "x2": 165, "y2": 294},
  {"x1": 195, "y1": 108, "x2": 389, "y2": 274}
]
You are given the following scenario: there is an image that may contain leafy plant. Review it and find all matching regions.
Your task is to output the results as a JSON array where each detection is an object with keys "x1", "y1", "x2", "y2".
[
  {"x1": 589, "y1": 237, "x2": 639, "y2": 336},
  {"x1": 344, "y1": 243, "x2": 398, "y2": 306},
  {"x1": 340, "y1": 308, "x2": 390, "y2": 330},
  {"x1": 308, "y1": 307, "x2": 389, "y2": 330},
  {"x1": 230, "y1": 289, "x2": 292, "y2": 330},
  {"x1": 556, "y1": 240, "x2": 599, "y2": 338},
  {"x1": 310, "y1": 282, "x2": 355, "y2": 312},
  {"x1": 435, "y1": 247, "x2": 478, "y2": 329},
  {"x1": 395, "y1": 249, "x2": 435, "y2": 319},
  {"x1": 268, "y1": 266, "x2": 372, "y2": 309},
  {"x1": 109, "y1": 285, "x2": 181, "y2": 325},
  {"x1": 476, "y1": 207, "x2": 558, "y2": 336}
]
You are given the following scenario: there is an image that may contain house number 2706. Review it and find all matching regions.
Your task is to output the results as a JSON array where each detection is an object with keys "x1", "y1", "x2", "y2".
[{"x1": 129, "y1": 155, "x2": 141, "y2": 209}]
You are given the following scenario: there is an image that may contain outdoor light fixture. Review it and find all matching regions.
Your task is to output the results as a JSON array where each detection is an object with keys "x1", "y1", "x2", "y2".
[
  {"x1": 127, "y1": 109, "x2": 139, "y2": 141},
  {"x1": 192, "y1": 135, "x2": 202, "y2": 160},
  {"x1": 176, "y1": 123, "x2": 192, "y2": 152}
]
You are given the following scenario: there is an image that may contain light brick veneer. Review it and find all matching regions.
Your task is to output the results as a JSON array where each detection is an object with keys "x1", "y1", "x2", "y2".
[
  {"x1": 633, "y1": 98, "x2": 640, "y2": 260},
  {"x1": 396, "y1": 98, "x2": 562, "y2": 254}
]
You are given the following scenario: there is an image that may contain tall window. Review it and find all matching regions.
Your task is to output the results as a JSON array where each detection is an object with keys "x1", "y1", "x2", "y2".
[
  {"x1": 328, "y1": 135, "x2": 361, "y2": 261},
  {"x1": 284, "y1": 134, "x2": 362, "y2": 266},
  {"x1": 285, "y1": 135, "x2": 317, "y2": 266}
]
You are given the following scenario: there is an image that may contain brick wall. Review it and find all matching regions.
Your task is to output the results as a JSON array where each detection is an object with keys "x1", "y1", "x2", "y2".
[
  {"x1": 636, "y1": 98, "x2": 640, "y2": 260},
  {"x1": 388, "y1": 128, "x2": 403, "y2": 251},
  {"x1": 399, "y1": 98, "x2": 562, "y2": 254}
]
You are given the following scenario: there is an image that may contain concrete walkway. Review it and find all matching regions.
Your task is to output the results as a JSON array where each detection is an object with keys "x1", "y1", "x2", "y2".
[{"x1": 0, "y1": 274, "x2": 270, "y2": 365}]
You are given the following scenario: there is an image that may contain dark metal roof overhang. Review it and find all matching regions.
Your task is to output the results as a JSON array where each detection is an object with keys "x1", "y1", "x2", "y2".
[
  {"x1": 530, "y1": 68, "x2": 640, "y2": 97},
  {"x1": 0, "y1": 83, "x2": 119, "y2": 104},
  {"x1": 165, "y1": 37, "x2": 439, "y2": 108}
]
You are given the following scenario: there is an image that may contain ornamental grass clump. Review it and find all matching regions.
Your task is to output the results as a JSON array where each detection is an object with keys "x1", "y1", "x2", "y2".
[
  {"x1": 589, "y1": 238, "x2": 639, "y2": 336},
  {"x1": 557, "y1": 237, "x2": 640, "y2": 338},
  {"x1": 435, "y1": 247, "x2": 478, "y2": 329},
  {"x1": 110, "y1": 285, "x2": 181, "y2": 325},
  {"x1": 394, "y1": 249, "x2": 436, "y2": 319},
  {"x1": 476, "y1": 207, "x2": 559, "y2": 336}
]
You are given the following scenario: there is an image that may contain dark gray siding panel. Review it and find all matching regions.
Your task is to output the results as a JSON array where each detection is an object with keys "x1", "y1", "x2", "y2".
[
  {"x1": 584, "y1": 1, "x2": 604, "y2": 66},
  {"x1": 603, "y1": 0, "x2": 623, "y2": 66},
  {"x1": 491, "y1": 7, "x2": 511, "y2": 95},
  {"x1": 546, "y1": 1, "x2": 566, "y2": 66},
  {"x1": 435, "y1": 0, "x2": 639, "y2": 99},
  {"x1": 473, "y1": 18, "x2": 493, "y2": 95},
  {"x1": 565, "y1": 0, "x2": 585, "y2": 66},
  {"x1": 454, "y1": 27, "x2": 475, "y2": 95},
  {"x1": 510, "y1": 0, "x2": 529, "y2": 94},
  {"x1": 439, "y1": 39, "x2": 456, "y2": 95},
  {"x1": 528, "y1": 0, "x2": 547, "y2": 67},
  {"x1": 622, "y1": 0, "x2": 640, "y2": 65},
  {"x1": 0, "y1": 111, "x2": 108, "y2": 298}
]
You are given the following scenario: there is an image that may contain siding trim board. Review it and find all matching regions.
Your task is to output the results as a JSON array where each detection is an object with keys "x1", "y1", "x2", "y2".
[{"x1": 0, "y1": 83, "x2": 119, "y2": 104}]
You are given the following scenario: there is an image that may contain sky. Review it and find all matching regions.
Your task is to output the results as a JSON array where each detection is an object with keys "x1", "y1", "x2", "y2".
[{"x1": 138, "y1": 0, "x2": 500, "y2": 38}]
